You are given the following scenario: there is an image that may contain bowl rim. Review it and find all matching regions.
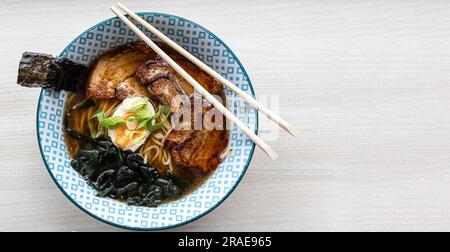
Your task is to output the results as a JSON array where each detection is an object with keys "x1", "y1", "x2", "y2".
[{"x1": 36, "y1": 12, "x2": 258, "y2": 231}]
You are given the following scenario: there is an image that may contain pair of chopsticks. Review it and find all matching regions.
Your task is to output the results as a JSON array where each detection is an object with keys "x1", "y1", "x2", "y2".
[{"x1": 111, "y1": 2, "x2": 297, "y2": 160}]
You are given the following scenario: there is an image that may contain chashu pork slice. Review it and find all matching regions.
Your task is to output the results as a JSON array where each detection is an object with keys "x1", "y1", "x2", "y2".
[
  {"x1": 135, "y1": 56, "x2": 223, "y2": 111},
  {"x1": 170, "y1": 129, "x2": 228, "y2": 173},
  {"x1": 136, "y1": 58, "x2": 186, "y2": 111},
  {"x1": 115, "y1": 76, "x2": 149, "y2": 100},
  {"x1": 147, "y1": 78, "x2": 186, "y2": 112},
  {"x1": 164, "y1": 94, "x2": 229, "y2": 173},
  {"x1": 170, "y1": 53, "x2": 223, "y2": 95},
  {"x1": 87, "y1": 42, "x2": 157, "y2": 98}
]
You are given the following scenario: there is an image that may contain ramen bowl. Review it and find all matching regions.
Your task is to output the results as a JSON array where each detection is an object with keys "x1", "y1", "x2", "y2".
[{"x1": 36, "y1": 13, "x2": 257, "y2": 230}]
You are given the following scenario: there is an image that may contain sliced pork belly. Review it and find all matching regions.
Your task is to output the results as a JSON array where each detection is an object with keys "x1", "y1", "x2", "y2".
[
  {"x1": 115, "y1": 76, "x2": 149, "y2": 100},
  {"x1": 171, "y1": 129, "x2": 228, "y2": 173},
  {"x1": 136, "y1": 58, "x2": 186, "y2": 111},
  {"x1": 135, "y1": 54, "x2": 223, "y2": 110},
  {"x1": 170, "y1": 54, "x2": 223, "y2": 95},
  {"x1": 87, "y1": 42, "x2": 157, "y2": 98},
  {"x1": 163, "y1": 95, "x2": 229, "y2": 173}
]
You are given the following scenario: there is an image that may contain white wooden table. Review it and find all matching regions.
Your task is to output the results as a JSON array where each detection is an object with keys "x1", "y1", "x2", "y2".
[{"x1": 2, "y1": 0, "x2": 450, "y2": 232}]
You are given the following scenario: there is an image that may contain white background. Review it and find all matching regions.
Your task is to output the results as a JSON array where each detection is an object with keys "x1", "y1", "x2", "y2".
[{"x1": 2, "y1": 0, "x2": 450, "y2": 231}]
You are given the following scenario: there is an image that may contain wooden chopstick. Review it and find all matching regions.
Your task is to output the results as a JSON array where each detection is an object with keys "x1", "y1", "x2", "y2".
[
  {"x1": 111, "y1": 5, "x2": 279, "y2": 160},
  {"x1": 116, "y1": 2, "x2": 298, "y2": 137}
]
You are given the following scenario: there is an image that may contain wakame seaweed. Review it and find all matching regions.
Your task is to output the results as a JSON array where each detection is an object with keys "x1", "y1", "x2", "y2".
[{"x1": 69, "y1": 133, "x2": 182, "y2": 207}]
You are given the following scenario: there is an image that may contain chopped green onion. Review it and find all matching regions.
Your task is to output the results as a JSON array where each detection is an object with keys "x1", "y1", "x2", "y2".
[
  {"x1": 88, "y1": 109, "x2": 105, "y2": 138},
  {"x1": 131, "y1": 98, "x2": 153, "y2": 119},
  {"x1": 145, "y1": 120, "x2": 165, "y2": 132},
  {"x1": 161, "y1": 105, "x2": 170, "y2": 116},
  {"x1": 135, "y1": 106, "x2": 153, "y2": 119},
  {"x1": 143, "y1": 106, "x2": 171, "y2": 132},
  {"x1": 94, "y1": 103, "x2": 171, "y2": 133},
  {"x1": 99, "y1": 116, "x2": 126, "y2": 128},
  {"x1": 137, "y1": 118, "x2": 150, "y2": 129},
  {"x1": 131, "y1": 98, "x2": 148, "y2": 109}
]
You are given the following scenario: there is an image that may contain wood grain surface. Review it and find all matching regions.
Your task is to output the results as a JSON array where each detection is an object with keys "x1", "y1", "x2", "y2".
[{"x1": 1, "y1": 0, "x2": 450, "y2": 231}]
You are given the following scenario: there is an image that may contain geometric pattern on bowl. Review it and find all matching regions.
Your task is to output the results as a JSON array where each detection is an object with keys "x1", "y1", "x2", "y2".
[{"x1": 36, "y1": 12, "x2": 257, "y2": 230}]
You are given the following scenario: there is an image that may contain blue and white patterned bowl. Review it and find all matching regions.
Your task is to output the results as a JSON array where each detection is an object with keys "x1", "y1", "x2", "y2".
[{"x1": 36, "y1": 13, "x2": 257, "y2": 230}]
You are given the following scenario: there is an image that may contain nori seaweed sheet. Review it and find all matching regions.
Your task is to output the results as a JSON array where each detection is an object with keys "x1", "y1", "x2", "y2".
[{"x1": 17, "y1": 52, "x2": 88, "y2": 93}]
